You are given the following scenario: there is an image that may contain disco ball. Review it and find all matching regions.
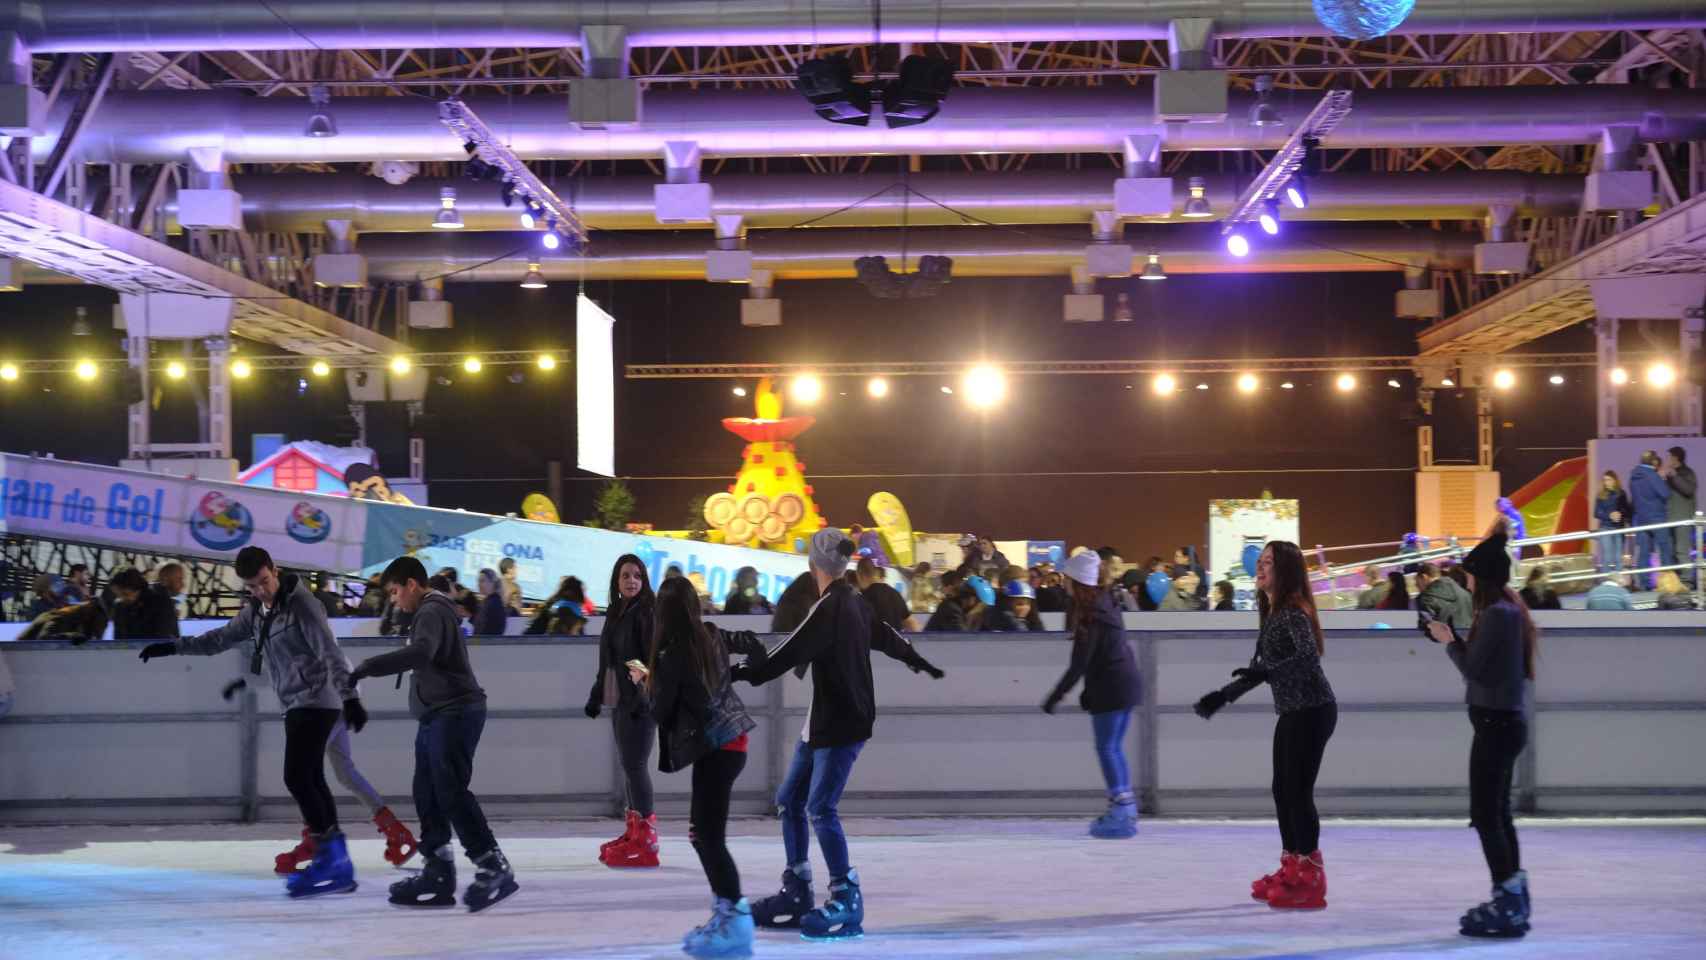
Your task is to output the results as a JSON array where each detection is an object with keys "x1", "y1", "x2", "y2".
[{"x1": 1312, "y1": 0, "x2": 1415, "y2": 40}]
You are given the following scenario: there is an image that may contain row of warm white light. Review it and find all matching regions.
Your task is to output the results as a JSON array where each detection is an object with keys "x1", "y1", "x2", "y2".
[
  {"x1": 0, "y1": 354, "x2": 560, "y2": 384},
  {"x1": 734, "y1": 368, "x2": 1010, "y2": 410}
]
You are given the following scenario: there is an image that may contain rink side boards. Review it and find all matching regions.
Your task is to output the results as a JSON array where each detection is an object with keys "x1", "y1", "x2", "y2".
[{"x1": 2, "y1": 613, "x2": 1703, "y2": 823}]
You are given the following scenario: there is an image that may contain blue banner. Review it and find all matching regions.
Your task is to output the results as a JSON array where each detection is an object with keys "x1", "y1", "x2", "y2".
[{"x1": 360, "y1": 503, "x2": 808, "y2": 607}]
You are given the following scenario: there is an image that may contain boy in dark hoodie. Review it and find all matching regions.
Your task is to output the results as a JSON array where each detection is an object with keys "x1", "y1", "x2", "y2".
[{"x1": 350, "y1": 556, "x2": 517, "y2": 913}]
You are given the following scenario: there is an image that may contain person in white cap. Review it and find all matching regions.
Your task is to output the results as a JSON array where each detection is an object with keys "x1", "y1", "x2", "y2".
[
  {"x1": 734, "y1": 528, "x2": 944, "y2": 941},
  {"x1": 1041, "y1": 550, "x2": 1143, "y2": 838}
]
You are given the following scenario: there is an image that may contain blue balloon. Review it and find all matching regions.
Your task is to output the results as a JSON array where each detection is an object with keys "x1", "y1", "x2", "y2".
[
  {"x1": 1146, "y1": 570, "x2": 1173, "y2": 605},
  {"x1": 1241, "y1": 543, "x2": 1264, "y2": 577}
]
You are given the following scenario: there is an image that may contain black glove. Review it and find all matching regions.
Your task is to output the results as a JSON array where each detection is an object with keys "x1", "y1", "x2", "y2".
[
  {"x1": 908, "y1": 655, "x2": 946, "y2": 679},
  {"x1": 343, "y1": 698, "x2": 368, "y2": 734},
  {"x1": 1041, "y1": 695, "x2": 1061, "y2": 715},
  {"x1": 221, "y1": 678, "x2": 248, "y2": 701},
  {"x1": 1194, "y1": 689, "x2": 1228, "y2": 719},
  {"x1": 730, "y1": 661, "x2": 754, "y2": 685},
  {"x1": 138, "y1": 641, "x2": 176, "y2": 663},
  {"x1": 1231, "y1": 665, "x2": 1269, "y2": 684},
  {"x1": 584, "y1": 700, "x2": 601, "y2": 719}
]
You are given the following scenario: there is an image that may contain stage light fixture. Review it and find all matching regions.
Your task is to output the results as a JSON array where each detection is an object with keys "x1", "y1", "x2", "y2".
[
  {"x1": 520, "y1": 263, "x2": 547, "y2": 289},
  {"x1": 1441, "y1": 377, "x2": 1455, "y2": 387},
  {"x1": 1139, "y1": 253, "x2": 1167, "y2": 281},
  {"x1": 867, "y1": 377, "x2": 890, "y2": 398},
  {"x1": 732, "y1": 386, "x2": 748, "y2": 398},
  {"x1": 304, "y1": 84, "x2": 337, "y2": 138},
  {"x1": 229, "y1": 359, "x2": 251, "y2": 379},
  {"x1": 963, "y1": 365, "x2": 1006, "y2": 409},
  {"x1": 389, "y1": 356, "x2": 412, "y2": 375},
  {"x1": 463, "y1": 357, "x2": 483, "y2": 374},
  {"x1": 432, "y1": 186, "x2": 464, "y2": 229},
  {"x1": 883, "y1": 54, "x2": 954, "y2": 128},
  {"x1": 791, "y1": 374, "x2": 824, "y2": 404},
  {"x1": 1237, "y1": 373, "x2": 1260, "y2": 394},
  {"x1": 165, "y1": 360, "x2": 187, "y2": 380},
  {"x1": 1249, "y1": 74, "x2": 1283, "y2": 126},
  {"x1": 311, "y1": 360, "x2": 331, "y2": 377},
  {"x1": 0, "y1": 362, "x2": 17, "y2": 382},
  {"x1": 1258, "y1": 199, "x2": 1281, "y2": 235},
  {"x1": 1182, "y1": 177, "x2": 1213, "y2": 218},
  {"x1": 1284, "y1": 137, "x2": 1318, "y2": 209},
  {"x1": 1335, "y1": 373, "x2": 1356, "y2": 392},
  {"x1": 796, "y1": 56, "x2": 872, "y2": 126},
  {"x1": 1492, "y1": 368, "x2": 1516, "y2": 391},
  {"x1": 1196, "y1": 382, "x2": 1209, "y2": 391},
  {"x1": 1609, "y1": 367, "x2": 1629, "y2": 385},
  {"x1": 1226, "y1": 232, "x2": 1250, "y2": 257},
  {"x1": 1280, "y1": 381, "x2": 1295, "y2": 390},
  {"x1": 940, "y1": 385, "x2": 954, "y2": 395},
  {"x1": 541, "y1": 231, "x2": 561, "y2": 250},
  {"x1": 536, "y1": 354, "x2": 557, "y2": 372},
  {"x1": 1647, "y1": 361, "x2": 1677, "y2": 388},
  {"x1": 1152, "y1": 373, "x2": 1177, "y2": 396},
  {"x1": 520, "y1": 210, "x2": 535, "y2": 229},
  {"x1": 854, "y1": 254, "x2": 953, "y2": 298},
  {"x1": 1284, "y1": 178, "x2": 1309, "y2": 209},
  {"x1": 1549, "y1": 373, "x2": 1565, "y2": 386},
  {"x1": 1387, "y1": 378, "x2": 1402, "y2": 389}
]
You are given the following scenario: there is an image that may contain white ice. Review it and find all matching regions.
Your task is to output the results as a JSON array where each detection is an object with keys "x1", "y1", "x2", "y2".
[{"x1": 2, "y1": 817, "x2": 1703, "y2": 959}]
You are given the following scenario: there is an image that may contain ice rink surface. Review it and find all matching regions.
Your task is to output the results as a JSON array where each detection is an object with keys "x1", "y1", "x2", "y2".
[{"x1": 3, "y1": 816, "x2": 1703, "y2": 960}]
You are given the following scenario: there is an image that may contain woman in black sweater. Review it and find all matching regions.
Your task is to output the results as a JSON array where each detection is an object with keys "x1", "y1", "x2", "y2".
[
  {"x1": 1425, "y1": 522, "x2": 1537, "y2": 939},
  {"x1": 641, "y1": 576, "x2": 768, "y2": 958},
  {"x1": 585, "y1": 554, "x2": 661, "y2": 867},
  {"x1": 1194, "y1": 540, "x2": 1337, "y2": 910},
  {"x1": 1042, "y1": 551, "x2": 1143, "y2": 839}
]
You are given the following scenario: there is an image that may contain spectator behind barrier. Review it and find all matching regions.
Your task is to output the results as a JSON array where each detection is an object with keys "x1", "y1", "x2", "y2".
[
  {"x1": 1417, "y1": 562, "x2": 1474, "y2": 630},
  {"x1": 1583, "y1": 576, "x2": 1634, "y2": 611},
  {"x1": 525, "y1": 576, "x2": 590, "y2": 636},
  {"x1": 1519, "y1": 568, "x2": 1562, "y2": 611},
  {"x1": 1213, "y1": 580, "x2": 1236, "y2": 611},
  {"x1": 1378, "y1": 570, "x2": 1411, "y2": 611},
  {"x1": 1654, "y1": 571, "x2": 1696, "y2": 610},
  {"x1": 110, "y1": 567, "x2": 180, "y2": 640},
  {"x1": 1356, "y1": 564, "x2": 1390, "y2": 609}
]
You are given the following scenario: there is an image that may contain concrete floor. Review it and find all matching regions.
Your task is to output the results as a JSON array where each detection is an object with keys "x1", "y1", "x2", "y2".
[{"x1": 2, "y1": 817, "x2": 1703, "y2": 959}]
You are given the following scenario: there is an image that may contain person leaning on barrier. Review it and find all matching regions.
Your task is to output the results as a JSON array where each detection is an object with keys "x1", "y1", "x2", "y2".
[{"x1": 110, "y1": 568, "x2": 179, "y2": 640}]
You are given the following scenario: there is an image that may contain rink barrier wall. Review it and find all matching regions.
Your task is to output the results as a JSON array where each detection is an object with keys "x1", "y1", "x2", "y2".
[{"x1": 1, "y1": 612, "x2": 1703, "y2": 823}]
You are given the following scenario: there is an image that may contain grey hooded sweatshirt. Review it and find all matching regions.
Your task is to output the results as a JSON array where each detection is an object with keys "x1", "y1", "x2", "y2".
[
  {"x1": 175, "y1": 574, "x2": 353, "y2": 712},
  {"x1": 353, "y1": 590, "x2": 485, "y2": 718}
]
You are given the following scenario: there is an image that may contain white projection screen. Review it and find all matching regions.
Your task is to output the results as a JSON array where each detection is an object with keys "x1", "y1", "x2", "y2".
[{"x1": 576, "y1": 294, "x2": 616, "y2": 478}]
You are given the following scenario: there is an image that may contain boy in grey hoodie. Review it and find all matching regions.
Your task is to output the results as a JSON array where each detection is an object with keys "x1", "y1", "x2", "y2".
[
  {"x1": 350, "y1": 555, "x2": 517, "y2": 913},
  {"x1": 139, "y1": 546, "x2": 366, "y2": 899}
]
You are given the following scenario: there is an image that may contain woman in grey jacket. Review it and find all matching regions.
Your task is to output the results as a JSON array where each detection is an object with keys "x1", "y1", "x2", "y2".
[
  {"x1": 1425, "y1": 521, "x2": 1538, "y2": 939},
  {"x1": 138, "y1": 546, "x2": 366, "y2": 899}
]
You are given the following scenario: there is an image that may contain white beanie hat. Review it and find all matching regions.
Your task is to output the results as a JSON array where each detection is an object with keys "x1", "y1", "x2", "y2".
[
  {"x1": 809, "y1": 528, "x2": 856, "y2": 578},
  {"x1": 1063, "y1": 550, "x2": 1100, "y2": 587}
]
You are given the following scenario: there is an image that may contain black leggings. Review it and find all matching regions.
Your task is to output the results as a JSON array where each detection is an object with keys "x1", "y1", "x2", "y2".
[
  {"x1": 1272, "y1": 702, "x2": 1337, "y2": 854},
  {"x1": 1468, "y1": 706, "x2": 1527, "y2": 884},
  {"x1": 690, "y1": 748, "x2": 748, "y2": 902},
  {"x1": 612, "y1": 710, "x2": 656, "y2": 817},
  {"x1": 282, "y1": 707, "x2": 341, "y2": 835}
]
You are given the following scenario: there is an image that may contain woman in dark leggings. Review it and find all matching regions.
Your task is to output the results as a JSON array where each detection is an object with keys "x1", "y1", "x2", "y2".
[
  {"x1": 585, "y1": 554, "x2": 660, "y2": 867},
  {"x1": 1194, "y1": 540, "x2": 1337, "y2": 910},
  {"x1": 641, "y1": 576, "x2": 768, "y2": 957},
  {"x1": 1425, "y1": 521, "x2": 1537, "y2": 938}
]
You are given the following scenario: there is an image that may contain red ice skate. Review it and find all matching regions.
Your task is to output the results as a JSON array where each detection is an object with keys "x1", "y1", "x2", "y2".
[
  {"x1": 1251, "y1": 852, "x2": 1296, "y2": 902},
  {"x1": 1268, "y1": 850, "x2": 1327, "y2": 910},
  {"x1": 374, "y1": 806, "x2": 418, "y2": 867},
  {"x1": 598, "y1": 810, "x2": 639, "y2": 865},
  {"x1": 273, "y1": 826, "x2": 316, "y2": 875},
  {"x1": 603, "y1": 813, "x2": 660, "y2": 868}
]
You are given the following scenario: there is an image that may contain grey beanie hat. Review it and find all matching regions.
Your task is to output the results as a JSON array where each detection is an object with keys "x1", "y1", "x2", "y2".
[{"x1": 809, "y1": 528, "x2": 856, "y2": 578}]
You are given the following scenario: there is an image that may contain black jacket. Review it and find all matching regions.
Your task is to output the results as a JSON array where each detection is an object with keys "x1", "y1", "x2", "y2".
[
  {"x1": 1518, "y1": 586, "x2": 1561, "y2": 611},
  {"x1": 472, "y1": 592, "x2": 508, "y2": 636},
  {"x1": 770, "y1": 573, "x2": 820, "y2": 634},
  {"x1": 722, "y1": 590, "x2": 774, "y2": 616},
  {"x1": 648, "y1": 626, "x2": 766, "y2": 773},
  {"x1": 112, "y1": 585, "x2": 180, "y2": 640},
  {"x1": 1044, "y1": 591, "x2": 1142, "y2": 714},
  {"x1": 743, "y1": 580, "x2": 937, "y2": 747},
  {"x1": 924, "y1": 600, "x2": 971, "y2": 632},
  {"x1": 354, "y1": 590, "x2": 486, "y2": 718},
  {"x1": 588, "y1": 597, "x2": 654, "y2": 717}
]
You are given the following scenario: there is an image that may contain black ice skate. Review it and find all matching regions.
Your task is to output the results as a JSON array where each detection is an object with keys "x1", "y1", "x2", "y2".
[
  {"x1": 463, "y1": 847, "x2": 519, "y2": 913},
  {"x1": 388, "y1": 846, "x2": 456, "y2": 908}
]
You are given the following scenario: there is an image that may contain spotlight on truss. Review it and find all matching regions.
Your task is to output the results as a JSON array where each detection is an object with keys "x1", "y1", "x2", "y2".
[{"x1": 854, "y1": 255, "x2": 953, "y2": 298}]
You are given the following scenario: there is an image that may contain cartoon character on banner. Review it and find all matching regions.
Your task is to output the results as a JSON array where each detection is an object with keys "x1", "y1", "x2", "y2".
[
  {"x1": 188, "y1": 491, "x2": 254, "y2": 551},
  {"x1": 286, "y1": 502, "x2": 332, "y2": 544},
  {"x1": 344, "y1": 462, "x2": 414, "y2": 505},
  {"x1": 522, "y1": 493, "x2": 561, "y2": 524}
]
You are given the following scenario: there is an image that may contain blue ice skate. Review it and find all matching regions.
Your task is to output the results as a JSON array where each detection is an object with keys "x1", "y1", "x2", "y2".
[
  {"x1": 682, "y1": 897, "x2": 754, "y2": 958},
  {"x1": 1460, "y1": 871, "x2": 1530, "y2": 939},
  {"x1": 285, "y1": 830, "x2": 357, "y2": 898},
  {"x1": 800, "y1": 870, "x2": 863, "y2": 942},
  {"x1": 1088, "y1": 793, "x2": 1139, "y2": 839}
]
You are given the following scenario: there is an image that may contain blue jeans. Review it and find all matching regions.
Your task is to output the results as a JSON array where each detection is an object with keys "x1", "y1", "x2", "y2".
[
  {"x1": 1634, "y1": 529, "x2": 1662, "y2": 589},
  {"x1": 1091, "y1": 709, "x2": 1133, "y2": 797},
  {"x1": 413, "y1": 705, "x2": 497, "y2": 859},
  {"x1": 1597, "y1": 530, "x2": 1625, "y2": 573},
  {"x1": 776, "y1": 738, "x2": 865, "y2": 879}
]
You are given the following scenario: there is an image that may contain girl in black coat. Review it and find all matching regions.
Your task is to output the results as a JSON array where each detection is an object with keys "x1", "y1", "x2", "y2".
[
  {"x1": 585, "y1": 554, "x2": 661, "y2": 867},
  {"x1": 1194, "y1": 540, "x2": 1337, "y2": 910},
  {"x1": 641, "y1": 576, "x2": 767, "y2": 957},
  {"x1": 1042, "y1": 551, "x2": 1143, "y2": 839}
]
